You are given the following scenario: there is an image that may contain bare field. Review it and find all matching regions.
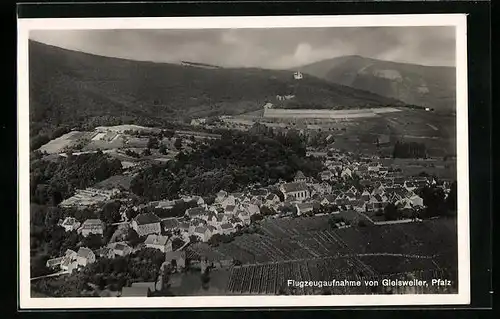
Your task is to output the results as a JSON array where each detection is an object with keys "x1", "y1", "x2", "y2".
[{"x1": 38, "y1": 131, "x2": 85, "y2": 154}]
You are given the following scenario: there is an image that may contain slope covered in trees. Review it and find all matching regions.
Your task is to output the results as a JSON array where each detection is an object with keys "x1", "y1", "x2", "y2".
[
  {"x1": 29, "y1": 41, "x2": 403, "y2": 139},
  {"x1": 130, "y1": 130, "x2": 324, "y2": 200},
  {"x1": 30, "y1": 151, "x2": 123, "y2": 205}
]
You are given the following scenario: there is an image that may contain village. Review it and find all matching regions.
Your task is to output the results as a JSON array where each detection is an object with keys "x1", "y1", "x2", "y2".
[{"x1": 35, "y1": 122, "x2": 455, "y2": 297}]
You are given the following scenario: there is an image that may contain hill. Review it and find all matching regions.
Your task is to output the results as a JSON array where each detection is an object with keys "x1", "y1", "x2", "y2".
[
  {"x1": 29, "y1": 41, "x2": 404, "y2": 138},
  {"x1": 296, "y1": 55, "x2": 456, "y2": 112}
]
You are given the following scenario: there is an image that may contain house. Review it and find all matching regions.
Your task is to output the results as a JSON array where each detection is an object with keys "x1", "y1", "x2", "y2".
[
  {"x1": 121, "y1": 286, "x2": 151, "y2": 297},
  {"x1": 352, "y1": 200, "x2": 366, "y2": 212},
  {"x1": 215, "y1": 213, "x2": 228, "y2": 224},
  {"x1": 79, "y1": 219, "x2": 104, "y2": 237},
  {"x1": 131, "y1": 213, "x2": 161, "y2": 237},
  {"x1": 293, "y1": 71, "x2": 303, "y2": 80},
  {"x1": 215, "y1": 190, "x2": 228, "y2": 203},
  {"x1": 111, "y1": 242, "x2": 133, "y2": 256},
  {"x1": 409, "y1": 194, "x2": 424, "y2": 207},
  {"x1": 65, "y1": 249, "x2": 77, "y2": 259},
  {"x1": 188, "y1": 196, "x2": 205, "y2": 206},
  {"x1": 76, "y1": 247, "x2": 96, "y2": 267},
  {"x1": 236, "y1": 210, "x2": 251, "y2": 225},
  {"x1": 220, "y1": 223, "x2": 236, "y2": 235},
  {"x1": 229, "y1": 216, "x2": 244, "y2": 228},
  {"x1": 60, "y1": 257, "x2": 78, "y2": 273},
  {"x1": 220, "y1": 195, "x2": 237, "y2": 208},
  {"x1": 165, "y1": 251, "x2": 186, "y2": 271},
  {"x1": 294, "y1": 171, "x2": 307, "y2": 183},
  {"x1": 295, "y1": 202, "x2": 319, "y2": 215},
  {"x1": 186, "y1": 207, "x2": 209, "y2": 219},
  {"x1": 241, "y1": 203, "x2": 260, "y2": 216},
  {"x1": 250, "y1": 196, "x2": 264, "y2": 207},
  {"x1": 396, "y1": 198, "x2": 414, "y2": 210},
  {"x1": 224, "y1": 205, "x2": 238, "y2": 215},
  {"x1": 341, "y1": 167, "x2": 352, "y2": 179},
  {"x1": 347, "y1": 186, "x2": 358, "y2": 195},
  {"x1": 360, "y1": 190, "x2": 371, "y2": 201},
  {"x1": 60, "y1": 217, "x2": 81, "y2": 232},
  {"x1": 317, "y1": 182, "x2": 333, "y2": 194},
  {"x1": 280, "y1": 182, "x2": 310, "y2": 201},
  {"x1": 250, "y1": 188, "x2": 268, "y2": 197},
  {"x1": 344, "y1": 192, "x2": 357, "y2": 201},
  {"x1": 96, "y1": 247, "x2": 115, "y2": 259},
  {"x1": 162, "y1": 217, "x2": 180, "y2": 231},
  {"x1": 46, "y1": 257, "x2": 64, "y2": 269},
  {"x1": 368, "y1": 163, "x2": 381, "y2": 173},
  {"x1": 264, "y1": 193, "x2": 281, "y2": 206},
  {"x1": 320, "y1": 195, "x2": 337, "y2": 206},
  {"x1": 404, "y1": 181, "x2": 417, "y2": 192},
  {"x1": 194, "y1": 226, "x2": 212, "y2": 242},
  {"x1": 145, "y1": 234, "x2": 172, "y2": 252},
  {"x1": 207, "y1": 224, "x2": 219, "y2": 236},
  {"x1": 178, "y1": 222, "x2": 191, "y2": 234},
  {"x1": 320, "y1": 170, "x2": 334, "y2": 181}
]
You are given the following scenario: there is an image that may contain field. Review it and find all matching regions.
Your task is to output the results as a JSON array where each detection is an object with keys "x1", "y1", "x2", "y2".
[
  {"x1": 236, "y1": 107, "x2": 456, "y2": 158},
  {"x1": 38, "y1": 131, "x2": 87, "y2": 154},
  {"x1": 185, "y1": 216, "x2": 457, "y2": 281},
  {"x1": 226, "y1": 257, "x2": 457, "y2": 295},
  {"x1": 93, "y1": 174, "x2": 134, "y2": 190}
]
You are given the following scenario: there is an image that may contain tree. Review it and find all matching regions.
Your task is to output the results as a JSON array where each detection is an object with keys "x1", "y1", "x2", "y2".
[
  {"x1": 384, "y1": 203, "x2": 402, "y2": 221},
  {"x1": 171, "y1": 238, "x2": 185, "y2": 251},
  {"x1": 147, "y1": 137, "x2": 159, "y2": 149},
  {"x1": 142, "y1": 148, "x2": 152, "y2": 156},
  {"x1": 126, "y1": 228, "x2": 142, "y2": 247},
  {"x1": 446, "y1": 181, "x2": 457, "y2": 214},
  {"x1": 189, "y1": 235, "x2": 199, "y2": 243},
  {"x1": 100, "y1": 200, "x2": 121, "y2": 224},
  {"x1": 174, "y1": 138, "x2": 183, "y2": 150},
  {"x1": 82, "y1": 233, "x2": 104, "y2": 250},
  {"x1": 250, "y1": 214, "x2": 264, "y2": 223},
  {"x1": 159, "y1": 144, "x2": 168, "y2": 155}
]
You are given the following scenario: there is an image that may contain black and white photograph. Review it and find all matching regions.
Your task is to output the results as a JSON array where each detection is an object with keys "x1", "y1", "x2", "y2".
[{"x1": 17, "y1": 15, "x2": 469, "y2": 308}]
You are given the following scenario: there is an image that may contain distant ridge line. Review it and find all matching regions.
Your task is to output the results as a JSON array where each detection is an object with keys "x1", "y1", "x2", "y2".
[{"x1": 180, "y1": 61, "x2": 222, "y2": 69}]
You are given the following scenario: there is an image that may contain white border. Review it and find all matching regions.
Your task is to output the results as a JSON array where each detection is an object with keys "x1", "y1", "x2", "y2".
[{"x1": 17, "y1": 14, "x2": 470, "y2": 309}]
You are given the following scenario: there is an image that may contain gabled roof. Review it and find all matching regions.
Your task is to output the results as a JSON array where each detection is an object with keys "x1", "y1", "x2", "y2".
[
  {"x1": 186, "y1": 207, "x2": 208, "y2": 218},
  {"x1": 295, "y1": 171, "x2": 306, "y2": 180},
  {"x1": 162, "y1": 218, "x2": 179, "y2": 229},
  {"x1": 281, "y1": 182, "x2": 308, "y2": 193},
  {"x1": 225, "y1": 205, "x2": 236, "y2": 212},
  {"x1": 221, "y1": 223, "x2": 234, "y2": 229},
  {"x1": 194, "y1": 226, "x2": 208, "y2": 234},
  {"x1": 134, "y1": 213, "x2": 160, "y2": 225},
  {"x1": 77, "y1": 247, "x2": 93, "y2": 259},
  {"x1": 62, "y1": 217, "x2": 78, "y2": 226},
  {"x1": 145, "y1": 234, "x2": 169, "y2": 246},
  {"x1": 82, "y1": 219, "x2": 103, "y2": 227},
  {"x1": 65, "y1": 249, "x2": 77, "y2": 257}
]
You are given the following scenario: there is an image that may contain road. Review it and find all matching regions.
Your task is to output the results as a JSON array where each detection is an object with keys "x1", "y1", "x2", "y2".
[{"x1": 31, "y1": 270, "x2": 69, "y2": 281}]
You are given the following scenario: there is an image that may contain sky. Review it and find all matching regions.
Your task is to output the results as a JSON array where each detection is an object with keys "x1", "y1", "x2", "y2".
[{"x1": 30, "y1": 27, "x2": 456, "y2": 69}]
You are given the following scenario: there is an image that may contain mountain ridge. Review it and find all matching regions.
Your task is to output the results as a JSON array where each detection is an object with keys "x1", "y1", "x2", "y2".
[
  {"x1": 296, "y1": 55, "x2": 456, "y2": 112},
  {"x1": 28, "y1": 40, "x2": 405, "y2": 138}
]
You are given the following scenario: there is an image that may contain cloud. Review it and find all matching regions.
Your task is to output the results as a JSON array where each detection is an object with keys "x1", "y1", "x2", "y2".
[{"x1": 30, "y1": 26, "x2": 456, "y2": 69}]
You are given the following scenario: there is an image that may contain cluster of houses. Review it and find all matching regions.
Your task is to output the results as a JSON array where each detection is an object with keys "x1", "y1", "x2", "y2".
[{"x1": 45, "y1": 247, "x2": 96, "y2": 274}]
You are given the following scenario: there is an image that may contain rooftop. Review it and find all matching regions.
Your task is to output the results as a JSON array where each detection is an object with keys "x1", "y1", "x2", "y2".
[
  {"x1": 281, "y1": 182, "x2": 308, "y2": 193},
  {"x1": 134, "y1": 213, "x2": 161, "y2": 225}
]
